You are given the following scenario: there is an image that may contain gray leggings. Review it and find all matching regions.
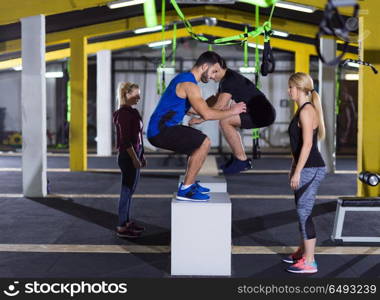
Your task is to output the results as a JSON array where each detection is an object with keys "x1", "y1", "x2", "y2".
[{"x1": 294, "y1": 167, "x2": 326, "y2": 240}]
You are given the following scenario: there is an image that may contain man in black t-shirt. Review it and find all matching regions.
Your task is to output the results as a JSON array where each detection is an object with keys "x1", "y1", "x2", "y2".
[{"x1": 190, "y1": 59, "x2": 276, "y2": 174}]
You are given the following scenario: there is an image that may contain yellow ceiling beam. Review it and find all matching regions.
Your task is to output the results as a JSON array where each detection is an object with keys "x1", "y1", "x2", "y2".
[
  {"x1": 178, "y1": 6, "x2": 358, "y2": 42},
  {"x1": 0, "y1": 5, "x2": 358, "y2": 57},
  {"x1": 0, "y1": 48, "x2": 70, "y2": 70},
  {"x1": 0, "y1": 0, "x2": 109, "y2": 26},
  {"x1": 87, "y1": 27, "x2": 191, "y2": 53},
  {"x1": 202, "y1": 25, "x2": 357, "y2": 60},
  {"x1": 0, "y1": 8, "x2": 205, "y2": 56},
  {"x1": 49, "y1": 10, "x2": 188, "y2": 41},
  {"x1": 0, "y1": 26, "x2": 197, "y2": 70},
  {"x1": 0, "y1": 26, "x2": 358, "y2": 71},
  {"x1": 0, "y1": 5, "x2": 358, "y2": 54},
  {"x1": 201, "y1": 25, "x2": 316, "y2": 54},
  {"x1": 203, "y1": 6, "x2": 315, "y2": 39},
  {"x1": 0, "y1": 0, "x2": 359, "y2": 27}
]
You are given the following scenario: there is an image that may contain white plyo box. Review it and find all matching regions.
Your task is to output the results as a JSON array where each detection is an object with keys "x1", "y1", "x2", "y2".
[
  {"x1": 171, "y1": 192, "x2": 231, "y2": 276},
  {"x1": 178, "y1": 175, "x2": 227, "y2": 192}
]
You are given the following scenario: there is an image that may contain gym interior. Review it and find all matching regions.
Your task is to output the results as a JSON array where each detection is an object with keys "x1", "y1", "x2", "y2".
[{"x1": 0, "y1": 0, "x2": 379, "y2": 286}]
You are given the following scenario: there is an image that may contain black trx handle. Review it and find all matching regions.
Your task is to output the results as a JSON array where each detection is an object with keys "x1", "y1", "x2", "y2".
[
  {"x1": 316, "y1": 0, "x2": 359, "y2": 66},
  {"x1": 260, "y1": 31, "x2": 275, "y2": 76}
]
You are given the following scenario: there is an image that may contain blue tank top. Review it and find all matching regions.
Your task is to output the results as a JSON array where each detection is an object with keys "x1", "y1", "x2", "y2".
[{"x1": 147, "y1": 72, "x2": 197, "y2": 138}]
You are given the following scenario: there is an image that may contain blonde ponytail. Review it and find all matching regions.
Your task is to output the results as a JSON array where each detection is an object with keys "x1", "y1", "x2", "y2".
[{"x1": 310, "y1": 90, "x2": 325, "y2": 140}]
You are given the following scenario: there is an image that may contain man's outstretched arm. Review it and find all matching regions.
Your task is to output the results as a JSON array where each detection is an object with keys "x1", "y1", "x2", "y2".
[{"x1": 182, "y1": 82, "x2": 246, "y2": 121}]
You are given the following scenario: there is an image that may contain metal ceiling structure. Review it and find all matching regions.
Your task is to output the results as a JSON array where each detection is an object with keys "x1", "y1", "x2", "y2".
[
  {"x1": 0, "y1": 0, "x2": 357, "y2": 27},
  {"x1": 0, "y1": 1, "x2": 359, "y2": 70}
]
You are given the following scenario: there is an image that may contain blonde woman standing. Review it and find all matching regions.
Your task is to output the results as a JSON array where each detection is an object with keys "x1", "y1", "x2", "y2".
[
  {"x1": 113, "y1": 82, "x2": 146, "y2": 238},
  {"x1": 283, "y1": 72, "x2": 326, "y2": 274}
]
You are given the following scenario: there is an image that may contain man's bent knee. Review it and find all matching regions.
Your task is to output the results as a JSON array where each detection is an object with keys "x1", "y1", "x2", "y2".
[
  {"x1": 194, "y1": 137, "x2": 210, "y2": 153},
  {"x1": 202, "y1": 137, "x2": 211, "y2": 148},
  {"x1": 220, "y1": 116, "x2": 235, "y2": 128}
]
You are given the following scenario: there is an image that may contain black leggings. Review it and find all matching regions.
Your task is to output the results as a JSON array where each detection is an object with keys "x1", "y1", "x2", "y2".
[
  {"x1": 118, "y1": 152, "x2": 140, "y2": 188},
  {"x1": 117, "y1": 151, "x2": 141, "y2": 226}
]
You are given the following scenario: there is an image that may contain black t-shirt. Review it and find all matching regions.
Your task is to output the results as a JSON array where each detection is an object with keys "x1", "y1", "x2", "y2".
[{"x1": 218, "y1": 68, "x2": 264, "y2": 104}]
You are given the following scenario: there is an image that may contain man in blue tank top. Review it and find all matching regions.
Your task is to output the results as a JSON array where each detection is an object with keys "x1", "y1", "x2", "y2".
[{"x1": 147, "y1": 51, "x2": 246, "y2": 201}]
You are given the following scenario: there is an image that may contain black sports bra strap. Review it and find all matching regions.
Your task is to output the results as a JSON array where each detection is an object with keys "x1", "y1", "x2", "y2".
[
  {"x1": 299, "y1": 102, "x2": 313, "y2": 110},
  {"x1": 296, "y1": 102, "x2": 313, "y2": 115}
]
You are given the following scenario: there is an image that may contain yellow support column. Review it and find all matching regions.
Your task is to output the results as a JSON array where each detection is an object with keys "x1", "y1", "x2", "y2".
[
  {"x1": 69, "y1": 36, "x2": 88, "y2": 171},
  {"x1": 357, "y1": 2, "x2": 380, "y2": 197},
  {"x1": 294, "y1": 49, "x2": 310, "y2": 112},
  {"x1": 295, "y1": 49, "x2": 310, "y2": 75}
]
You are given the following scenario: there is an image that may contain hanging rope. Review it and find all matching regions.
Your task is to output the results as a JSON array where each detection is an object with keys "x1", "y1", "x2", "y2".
[
  {"x1": 160, "y1": 0, "x2": 166, "y2": 68},
  {"x1": 157, "y1": 0, "x2": 167, "y2": 95},
  {"x1": 252, "y1": 6, "x2": 262, "y2": 160},
  {"x1": 260, "y1": 4, "x2": 275, "y2": 76},
  {"x1": 243, "y1": 26, "x2": 249, "y2": 67},
  {"x1": 171, "y1": 23, "x2": 177, "y2": 67},
  {"x1": 170, "y1": 0, "x2": 272, "y2": 46},
  {"x1": 254, "y1": 5, "x2": 261, "y2": 87},
  {"x1": 335, "y1": 65, "x2": 341, "y2": 115},
  {"x1": 252, "y1": 128, "x2": 261, "y2": 159}
]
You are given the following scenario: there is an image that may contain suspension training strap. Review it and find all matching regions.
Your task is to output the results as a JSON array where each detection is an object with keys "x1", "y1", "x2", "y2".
[
  {"x1": 170, "y1": 0, "x2": 271, "y2": 46},
  {"x1": 260, "y1": 4, "x2": 275, "y2": 76},
  {"x1": 316, "y1": 0, "x2": 359, "y2": 66},
  {"x1": 172, "y1": 23, "x2": 177, "y2": 67}
]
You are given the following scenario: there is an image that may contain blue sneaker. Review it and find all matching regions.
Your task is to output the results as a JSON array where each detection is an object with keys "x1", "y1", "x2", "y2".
[
  {"x1": 222, "y1": 157, "x2": 252, "y2": 175},
  {"x1": 195, "y1": 181, "x2": 210, "y2": 193},
  {"x1": 177, "y1": 183, "x2": 210, "y2": 202}
]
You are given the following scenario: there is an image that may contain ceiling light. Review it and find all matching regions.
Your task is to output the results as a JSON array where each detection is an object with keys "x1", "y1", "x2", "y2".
[
  {"x1": 157, "y1": 67, "x2": 176, "y2": 75},
  {"x1": 205, "y1": 17, "x2": 217, "y2": 26},
  {"x1": 247, "y1": 43, "x2": 264, "y2": 50},
  {"x1": 12, "y1": 66, "x2": 64, "y2": 78},
  {"x1": 272, "y1": 29, "x2": 289, "y2": 37},
  {"x1": 148, "y1": 40, "x2": 172, "y2": 48},
  {"x1": 107, "y1": 0, "x2": 145, "y2": 9},
  {"x1": 45, "y1": 72, "x2": 64, "y2": 78},
  {"x1": 134, "y1": 25, "x2": 162, "y2": 34},
  {"x1": 275, "y1": 1, "x2": 316, "y2": 13},
  {"x1": 345, "y1": 73, "x2": 359, "y2": 80},
  {"x1": 239, "y1": 67, "x2": 256, "y2": 73},
  {"x1": 347, "y1": 61, "x2": 359, "y2": 68}
]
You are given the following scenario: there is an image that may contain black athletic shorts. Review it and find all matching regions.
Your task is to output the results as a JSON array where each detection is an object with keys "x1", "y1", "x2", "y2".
[
  {"x1": 148, "y1": 125, "x2": 207, "y2": 155},
  {"x1": 239, "y1": 94, "x2": 276, "y2": 129}
]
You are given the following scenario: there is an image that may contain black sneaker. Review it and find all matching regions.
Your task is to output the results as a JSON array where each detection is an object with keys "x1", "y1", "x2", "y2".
[
  {"x1": 116, "y1": 227, "x2": 141, "y2": 238},
  {"x1": 222, "y1": 157, "x2": 252, "y2": 175},
  {"x1": 129, "y1": 222, "x2": 145, "y2": 233},
  {"x1": 220, "y1": 154, "x2": 234, "y2": 169}
]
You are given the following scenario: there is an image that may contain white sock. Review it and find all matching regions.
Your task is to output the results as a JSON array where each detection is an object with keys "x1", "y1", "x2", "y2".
[{"x1": 181, "y1": 184, "x2": 192, "y2": 190}]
